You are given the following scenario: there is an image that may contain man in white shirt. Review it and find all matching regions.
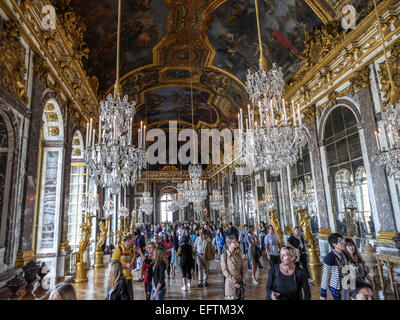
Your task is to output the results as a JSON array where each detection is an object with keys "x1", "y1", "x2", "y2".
[{"x1": 194, "y1": 229, "x2": 209, "y2": 287}]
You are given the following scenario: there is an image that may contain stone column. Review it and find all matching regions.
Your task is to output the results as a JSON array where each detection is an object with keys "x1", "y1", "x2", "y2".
[
  {"x1": 306, "y1": 118, "x2": 332, "y2": 257},
  {"x1": 356, "y1": 84, "x2": 398, "y2": 252}
]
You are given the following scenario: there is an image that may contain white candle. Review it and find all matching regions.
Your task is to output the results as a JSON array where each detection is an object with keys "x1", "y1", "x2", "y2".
[
  {"x1": 271, "y1": 100, "x2": 275, "y2": 125},
  {"x1": 92, "y1": 129, "x2": 95, "y2": 147},
  {"x1": 89, "y1": 118, "x2": 93, "y2": 146},
  {"x1": 129, "y1": 117, "x2": 132, "y2": 145},
  {"x1": 297, "y1": 106, "x2": 302, "y2": 126},
  {"x1": 240, "y1": 108, "x2": 243, "y2": 130},
  {"x1": 143, "y1": 125, "x2": 146, "y2": 147},
  {"x1": 292, "y1": 101, "x2": 296, "y2": 125},
  {"x1": 99, "y1": 116, "x2": 101, "y2": 144},
  {"x1": 283, "y1": 99, "x2": 287, "y2": 124},
  {"x1": 86, "y1": 122, "x2": 89, "y2": 146},
  {"x1": 375, "y1": 130, "x2": 381, "y2": 151},
  {"x1": 113, "y1": 116, "x2": 116, "y2": 142}
]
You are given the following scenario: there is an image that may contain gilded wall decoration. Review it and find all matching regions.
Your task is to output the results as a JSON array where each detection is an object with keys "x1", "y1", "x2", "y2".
[
  {"x1": 378, "y1": 42, "x2": 400, "y2": 105},
  {"x1": 45, "y1": 112, "x2": 58, "y2": 122},
  {"x1": 0, "y1": 20, "x2": 27, "y2": 104},
  {"x1": 303, "y1": 104, "x2": 317, "y2": 123},
  {"x1": 350, "y1": 66, "x2": 371, "y2": 92}
]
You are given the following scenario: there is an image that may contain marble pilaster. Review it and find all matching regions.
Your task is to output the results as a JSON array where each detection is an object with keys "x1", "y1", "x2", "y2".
[{"x1": 356, "y1": 85, "x2": 398, "y2": 252}]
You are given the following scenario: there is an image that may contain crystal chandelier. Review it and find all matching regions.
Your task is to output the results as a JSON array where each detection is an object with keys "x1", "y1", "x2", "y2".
[
  {"x1": 168, "y1": 194, "x2": 179, "y2": 212},
  {"x1": 259, "y1": 192, "x2": 277, "y2": 214},
  {"x1": 342, "y1": 185, "x2": 357, "y2": 210},
  {"x1": 240, "y1": 0, "x2": 306, "y2": 176},
  {"x1": 140, "y1": 191, "x2": 154, "y2": 216},
  {"x1": 83, "y1": 0, "x2": 146, "y2": 195},
  {"x1": 81, "y1": 190, "x2": 99, "y2": 214},
  {"x1": 373, "y1": 0, "x2": 400, "y2": 180},
  {"x1": 119, "y1": 205, "x2": 129, "y2": 218},
  {"x1": 177, "y1": 183, "x2": 189, "y2": 210},
  {"x1": 103, "y1": 198, "x2": 115, "y2": 217},
  {"x1": 377, "y1": 104, "x2": 400, "y2": 181},
  {"x1": 210, "y1": 188, "x2": 224, "y2": 211},
  {"x1": 183, "y1": 165, "x2": 207, "y2": 204},
  {"x1": 242, "y1": 64, "x2": 307, "y2": 176},
  {"x1": 291, "y1": 183, "x2": 312, "y2": 211}
]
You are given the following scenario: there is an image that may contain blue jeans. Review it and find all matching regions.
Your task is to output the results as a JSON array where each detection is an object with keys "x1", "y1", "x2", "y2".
[{"x1": 150, "y1": 287, "x2": 166, "y2": 300}]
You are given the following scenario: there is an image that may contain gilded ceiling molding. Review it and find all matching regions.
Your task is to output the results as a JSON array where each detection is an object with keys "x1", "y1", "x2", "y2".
[
  {"x1": 3, "y1": 0, "x2": 99, "y2": 123},
  {"x1": 288, "y1": 0, "x2": 399, "y2": 115},
  {"x1": 0, "y1": 20, "x2": 28, "y2": 104},
  {"x1": 304, "y1": 0, "x2": 335, "y2": 24}
]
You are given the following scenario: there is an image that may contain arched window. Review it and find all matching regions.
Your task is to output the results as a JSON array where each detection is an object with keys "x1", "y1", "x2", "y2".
[
  {"x1": 36, "y1": 100, "x2": 64, "y2": 254},
  {"x1": 160, "y1": 193, "x2": 173, "y2": 222},
  {"x1": 323, "y1": 105, "x2": 374, "y2": 245},
  {"x1": 0, "y1": 111, "x2": 13, "y2": 253},
  {"x1": 67, "y1": 131, "x2": 88, "y2": 252}
]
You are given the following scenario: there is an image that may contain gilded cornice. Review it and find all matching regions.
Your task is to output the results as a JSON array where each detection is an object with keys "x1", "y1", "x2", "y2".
[
  {"x1": 2, "y1": 0, "x2": 99, "y2": 123},
  {"x1": 378, "y1": 41, "x2": 400, "y2": 107},
  {"x1": 304, "y1": 0, "x2": 335, "y2": 25},
  {"x1": 287, "y1": 0, "x2": 400, "y2": 113}
]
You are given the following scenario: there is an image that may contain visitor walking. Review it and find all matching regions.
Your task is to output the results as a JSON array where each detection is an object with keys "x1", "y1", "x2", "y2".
[
  {"x1": 148, "y1": 246, "x2": 168, "y2": 300},
  {"x1": 264, "y1": 225, "x2": 281, "y2": 269},
  {"x1": 142, "y1": 242, "x2": 156, "y2": 300},
  {"x1": 220, "y1": 236, "x2": 246, "y2": 300},
  {"x1": 246, "y1": 225, "x2": 259, "y2": 285},
  {"x1": 266, "y1": 247, "x2": 311, "y2": 300},
  {"x1": 178, "y1": 236, "x2": 195, "y2": 291},
  {"x1": 288, "y1": 227, "x2": 313, "y2": 283},
  {"x1": 105, "y1": 261, "x2": 130, "y2": 300}
]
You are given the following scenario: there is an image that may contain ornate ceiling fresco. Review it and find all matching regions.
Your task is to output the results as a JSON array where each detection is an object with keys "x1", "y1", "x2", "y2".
[
  {"x1": 65, "y1": 0, "x2": 384, "y2": 138},
  {"x1": 208, "y1": 0, "x2": 323, "y2": 82},
  {"x1": 69, "y1": 0, "x2": 168, "y2": 92}
]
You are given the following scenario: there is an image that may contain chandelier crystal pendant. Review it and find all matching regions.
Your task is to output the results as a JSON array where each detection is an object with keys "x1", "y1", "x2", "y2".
[
  {"x1": 168, "y1": 194, "x2": 179, "y2": 213},
  {"x1": 83, "y1": 0, "x2": 146, "y2": 195},
  {"x1": 177, "y1": 183, "x2": 189, "y2": 210},
  {"x1": 342, "y1": 185, "x2": 357, "y2": 210}
]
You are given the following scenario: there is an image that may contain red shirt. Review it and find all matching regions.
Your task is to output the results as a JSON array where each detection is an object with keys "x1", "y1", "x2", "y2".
[{"x1": 163, "y1": 240, "x2": 172, "y2": 258}]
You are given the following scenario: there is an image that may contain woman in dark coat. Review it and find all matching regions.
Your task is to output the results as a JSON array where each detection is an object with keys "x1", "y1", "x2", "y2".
[{"x1": 178, "y1": 236, "x2": 194, "y2": 291}]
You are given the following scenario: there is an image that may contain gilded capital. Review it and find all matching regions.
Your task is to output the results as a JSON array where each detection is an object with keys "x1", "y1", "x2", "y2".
[{"x1": 350, "y1": 66, "x2": 371, "y2": 92}]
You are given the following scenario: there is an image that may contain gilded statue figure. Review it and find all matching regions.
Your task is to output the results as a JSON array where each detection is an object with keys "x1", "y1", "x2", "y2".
[
  {"x1": 268, "y1": 211, "x2": 283, "y2": 246},
  {"x1": 76, "y1": 215, "x2": 94, "y2": 263},
  {"x1": 298, "y1": 211, "x2": 317, "y2": 248},
  {"x1": 130, "y1": 215, "x2": 135, "y2": 232},
  {"x1": 95, "y1": 218, "x2": 110, "y2": 253}
]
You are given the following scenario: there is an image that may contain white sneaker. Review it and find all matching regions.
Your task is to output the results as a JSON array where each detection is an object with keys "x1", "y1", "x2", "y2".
[
  {"x1": 252, "y1": 277, "x2": 259, "y2": 285},
  {"x1": 187, "y1": 282, "x2": 191, "y2": 288},
  {"x1": 181, "y1": 285, "x2": 187, "y2": 291}
]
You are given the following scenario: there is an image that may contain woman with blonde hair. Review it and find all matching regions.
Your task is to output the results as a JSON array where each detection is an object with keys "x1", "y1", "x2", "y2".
[
  {"x1": 148, "y1": 246, "x2": 168, "y2": 300},
  {"x1": 49, "y1": 282, "x2": 77, "y2": 300},
  {"x1": 143, "y1": 242, "x2": 156, "y2": 300},
  {"x1": 266, "y1": 246, "x2": 311, "y2": 300},
  {"x1": 105, "y1": 260, "x2": 130, "y2": 300}
]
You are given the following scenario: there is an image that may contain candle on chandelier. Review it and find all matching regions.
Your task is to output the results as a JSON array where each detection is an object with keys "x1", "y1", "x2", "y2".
[
  {"x1": 89, "y1": 118, "x2": 93, "y2": 146},
  {"x1": 113, "y1": 116, "x2": 117, "y2": 142},
  {"x1": 143, "y1": 125, "x2": 146, "y2": 148},
  {"x1": 86, "y1": 122, "x2": 89, "y2": 147},
  {"x1": 292, "y1": 101, "x2": 296, "y2": 126},
  {"x1": 283, "y1": 99, "x2": 287, "y2": 124},
  {"x1": 375, "y1": 130, "x2": 381, "y2": 151},
  {"x1": 271, "y1": 99, "x2": 275, "y2": 125},
  {"x1": 98, "y1": 116, "x2": 102, "y2": 145},
  {"x1": 240, "y1": 108, "x2": 243, "y2": 130},
  {"x1": 92, "y1": 129, "x2": 95, "y2": 148},
  {"x1": 129, "y1": 117, "x2": 132, "y2": 145},
  {"x1": 297, "y1": 105, "x2": 302, "y2": 126}
]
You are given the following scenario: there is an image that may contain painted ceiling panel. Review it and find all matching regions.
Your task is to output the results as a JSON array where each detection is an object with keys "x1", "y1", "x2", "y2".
[
  {"x1": 208, "y1": 0, "x2": 323, "y2": 82},
  {"x1": 69, "y1": 0, "x2": 168, "y2": 91}
]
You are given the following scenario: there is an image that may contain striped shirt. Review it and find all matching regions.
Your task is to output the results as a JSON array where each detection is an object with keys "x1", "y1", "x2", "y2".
[{"x1": 320, "y1": 250, "x2": 348, "y2": 299}]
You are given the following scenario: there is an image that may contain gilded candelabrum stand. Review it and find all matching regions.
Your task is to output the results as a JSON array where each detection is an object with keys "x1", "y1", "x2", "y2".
[
  {"x1": 297, "y1": 209, "x2": 322, "y2": 281},
  {"x1": 268, "y1": 210, "x2": 283, "y2": 246},
  {"x1": 117, "y1": 216, "x2": 124, "y2": 247},
  {"x1": 94, "y1": 216, "x2": 110, "y2": 269},
  {"x1": 74, "y1": 215, "x2": 95, "y2": 283}
]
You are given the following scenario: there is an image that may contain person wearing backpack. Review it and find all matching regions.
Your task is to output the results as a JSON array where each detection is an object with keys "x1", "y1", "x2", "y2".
[
  {"x1": 266, "y1": 246, "x2": 311, "y2": 300},
  {"x1": 220, "y1": 236, "x2": 246, "y2": 300}
]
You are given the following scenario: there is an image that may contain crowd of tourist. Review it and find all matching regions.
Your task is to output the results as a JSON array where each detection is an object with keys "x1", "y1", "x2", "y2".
[{"x1": 48, "y1": 221, "x2": 375, "y2": 301}]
